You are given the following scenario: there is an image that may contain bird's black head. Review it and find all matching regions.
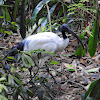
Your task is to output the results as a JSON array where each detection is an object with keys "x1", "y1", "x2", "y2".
[
  {"x1": 61, "y1": 24, "x2": 84, "y2": 49},
  {"x1": 61, "y1": 24, "x2": 71, "y2": 33},
  {"x1": 60, "y1": 24, "x2": 70, "y2": 39}
]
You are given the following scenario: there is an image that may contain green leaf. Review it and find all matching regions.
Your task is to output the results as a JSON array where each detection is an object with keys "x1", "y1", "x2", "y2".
[
  {"x1": 67, "y1": 7, "x2": 77, "y2": 11},
  {"x1": 79, "y1": 31, "x2": 86, "y2": 39},
  {"x1": 4, "y1": 31, "x2": 11, "y2": 35},
  {"x1": 0, "y1": 16, "x2": 4, "y2": 18},
  {"x1": 20, "y1": 87, "x2": 28, "y2": 100},
  {"x1": 13, "y1": 72, "x2": 22, "y2": 79},
  {"x1": 0, "y1": 95, "x2": 8, "y2": 100},
  {"x1": 5, "y1": 7, "x2": 11, "y2": 22},
  {"x1": 84, "y1": 79, "x2": 98, "y2": 100},
  {"x1": 49, "y1": 61, "x2": 59, "y2": 65},
  {"x1": 80, "y1": 26, "x2": 93, "y2": 40},
  {"x1": 68, "y1": 3, "x2": 84, "y2": 8},
  {"x1": 88, "y1": 19, "x2": 98, "y2": 57},
  {"x1": 84, "y1": 79, "x2": 100, "y2": 100},
  {"x1": 89, "y1": 78, "x2": 100, "y2": 100},
  {"x1": 8, "y1": 74, "x2": 14, "y2": 85},
  {"x1": 30, "y1": 0, "x2": 51, "y2": 25},
  {"x1": 46, "y1": 52, "x2": 56, "y2": 56},
  {"x1": 14, "y1": 54, "x2": 21, "y2": 63},
  {"x1": 75, "y1": 45, "x2": 86, "y2": 57},
  {"x1": 28, "y1": 17, "x2": 46, "y2": 36},
  {"x1": 85, "y1": 68, "x2": 99, "y2": 73},
  {"x1": 26, "y1": 88, "x2": 33, "y2": 97},
  {"x1": 80, "y1": 0, "x2": 89, "y2": 2},
  {"x1": 68, "y1": 69, "x2": 75, "y2": 72},
  {"x1": 14, "y1": 0, "x2": 20, "y2": 20},
  {"x1": 22, "y1": 54, "x2": 35, "y2": 68},
  {"x1": 13, "y1": 88, "x2": 19, "y2": 100},
  {"x1": 67, "y1": 12, "x2": 75, "y2": 16},
  {"x1": 0, "y1": 77, "x2": 6, "y2": 82},
  {"x1": 11, "y1": 22, "x2": 17, "y2": 25},
  {"x1": 98, "y1": 10, "x2": 100, "y2": 29},
  {"x1": 62, "y1": 54, "x2": 72, "y2": 57},
  {"x1": 0, "y1": 27, "x2": 3, "y2": 33},
  {"x1": 66, "y1": 65, "x2": 75, "y2": 72},
  {"x1": 25, "y1": 0, "x2": 28, "y2": 6},
  {"x1": 1, "y1": 7, "x2": 11, "y2": 22},
  {"x1": 6, "y1": 56, "x2": 15, "y2": 61},
  {"x1": 13, "y1": 75, "x2": 22, "y2": 85},
  {"x1": 0, "y1": 5, "x2": 11, "y2": 7},
  {"x1": 93, "y1": 0, "x2": 97, "y2": 9},
  {"x1": 40, "y1": 4, "x2": 57, "y2": 30},
  {"x1": 0, "y1": 84, "x2": 8, "y2": 93}
]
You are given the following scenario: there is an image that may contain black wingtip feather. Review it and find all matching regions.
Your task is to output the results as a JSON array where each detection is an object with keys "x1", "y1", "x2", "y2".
[
  {"x1": 13, "y1": 41, "x2": 24, "y2": 51},
  {"x1": 4, "y1": 41, "x2": 25, "y2": 59}
]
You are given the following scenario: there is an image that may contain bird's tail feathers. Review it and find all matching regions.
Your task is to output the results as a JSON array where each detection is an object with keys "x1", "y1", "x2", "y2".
[
  {"x1": 4, "y1": 41, "x2": 24, "y2": 59},
  {"x1": 3, "y1": 48, "x2": 19, "y2": 59}
]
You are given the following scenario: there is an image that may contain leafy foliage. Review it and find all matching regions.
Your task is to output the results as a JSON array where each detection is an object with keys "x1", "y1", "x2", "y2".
[
  {"x1": 30, "y1": 0, "x2": 51, "y2": 25},
  {"x1": 0, "y1": 49, "x2": 58, "y2": 99},
  {"x1": 0, "y1": 0, "x2": 100, "y2": 99},
  {"x1": 88, "y1": 19, "x2": 98, "y2": 57},
  {"x1": 84, "y1": 79, "x2": 100, "y2": 100},
  {"x1": 75, "y1": 45, "x2": 86, "y2": 57},
  {"x1": 0, "y1": 77, "x2": 8, "y2": 100},
  {"x1": 22, "y1": 53, "x2": 35, "y2": 68}
]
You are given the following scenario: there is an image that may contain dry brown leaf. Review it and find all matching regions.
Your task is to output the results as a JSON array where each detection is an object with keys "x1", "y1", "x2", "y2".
[
  {"x1": 72, "y1": 59, "x2": 78, "y2": 75},
  {"x1": 0, "y1": 42, "x2": 2, "y2": 45},
  {"x1": 56, "y1": 77, "x2": 61, "y2": 83},
  {"x1": 61, "y1": 82, "x2": 68, "y2": 90},
  {"x1": 94, "y1": 54, "x2": 100, "y2": 64},
  {"x1": 8, "y1": 42, "x2": 13, "y2": 48},
  {"x1": 80, "y1": 58, "x2": 86, "y2": 65},
  {"x1": 15, "y1": 39, "x2": 21, "y2": 43},
  {"x1": 79, "y1": 76, "x2": 89, "y2": 86},
  {"x1": 70, "y1": 39, "x2": 78, "y2": 47},
  {"x1": 67, "y1": 45, "x2": 74, "y2": 51},
  {"x1": 64, "y1": 0, "x2": 71, "y2": 3},
  {"x1": 62, "y1": 63, "x2": 70, "y2": 68},
  {"x1": 84, "y1": 64, "x2": 94, "y2": 70},
  {"x1": 86, "y1": 52, "x2": 90, "y2": 57}
]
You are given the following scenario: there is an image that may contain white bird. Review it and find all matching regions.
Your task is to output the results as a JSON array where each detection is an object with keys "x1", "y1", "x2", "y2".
[{"x1": 6, "y1": 24, "x2": 84, "y2": 66}]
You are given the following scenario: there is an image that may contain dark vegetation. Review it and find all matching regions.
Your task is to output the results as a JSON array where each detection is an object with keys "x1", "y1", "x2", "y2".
[{"x1": 0, "y1": 0, "x2": 100, "y2": 100}]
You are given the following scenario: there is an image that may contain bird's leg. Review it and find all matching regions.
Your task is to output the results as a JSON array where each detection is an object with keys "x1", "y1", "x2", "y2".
[
  {"x1": 29, "y1": 66, "x2": 33, "y2": 79},
  {"x1": 28, "y1": 63, "x2": 40, "y2": 83},
  {"x1": 45, "y1": 62, "x2": 57, "y2": 84},
  {"x1": 33, "y1": 66, "x2": 39, "y2": 79}
]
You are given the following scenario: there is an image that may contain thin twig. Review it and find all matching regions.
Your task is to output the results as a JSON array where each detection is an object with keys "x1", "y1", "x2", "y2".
[
  {"x1": 67, "y1": 80, "x2": 86, "y2": 90},
  {"x1": 46, "y1": 2, "x2": 52, "y2": 32}
]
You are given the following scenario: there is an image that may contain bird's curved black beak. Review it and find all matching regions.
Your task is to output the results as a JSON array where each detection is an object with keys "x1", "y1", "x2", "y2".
[{"x1": 61, "y1": 24, "x2": 84, "y2": 49}]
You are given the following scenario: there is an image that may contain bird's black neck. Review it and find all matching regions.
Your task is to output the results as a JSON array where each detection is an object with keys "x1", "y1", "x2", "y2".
[{"x1": 62, "y1": 31, "x2": 67, "y2": 39}]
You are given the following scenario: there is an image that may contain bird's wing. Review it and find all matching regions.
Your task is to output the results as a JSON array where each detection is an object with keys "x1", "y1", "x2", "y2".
[{"x1": 24, "y1": 32, "x2": 59, "y2": 52}]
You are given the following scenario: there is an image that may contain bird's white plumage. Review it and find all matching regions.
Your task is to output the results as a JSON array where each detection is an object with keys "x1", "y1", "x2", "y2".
[
  {"x1": 23, "y1": 32, "x2": 69, "y2": 66},
  {"x1": 24, "y1": 32, "x2": 69, "y2": 52}
]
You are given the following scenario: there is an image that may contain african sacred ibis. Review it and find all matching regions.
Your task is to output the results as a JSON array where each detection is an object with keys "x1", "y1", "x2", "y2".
[{"x1": 6, "y1": 24, "x2": 84, "y2": 66}]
